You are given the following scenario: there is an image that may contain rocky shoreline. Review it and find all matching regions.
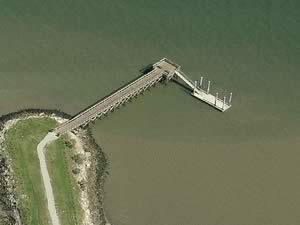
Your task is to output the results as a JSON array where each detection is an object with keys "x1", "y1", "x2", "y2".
[
  {"x1": 0, "y1": 109, "x2": 109, "y2": 225},
  {"x1": 79, "y1": 128, "x2": 109, "y2": 225},
  {"x1": 0, "y1": 157, "x2": 20, "y2": 225}
]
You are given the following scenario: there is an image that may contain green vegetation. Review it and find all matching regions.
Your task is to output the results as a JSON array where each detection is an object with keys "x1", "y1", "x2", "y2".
[
  {"x1": 4, "y1": 117, "x2": 82, "y2": 225},
  {"x1": 46, "y1": 136, "x2": 82, "y2": 225},
  {"x1": 4, "y1": 118, "x2": 56, "y2": 225}
]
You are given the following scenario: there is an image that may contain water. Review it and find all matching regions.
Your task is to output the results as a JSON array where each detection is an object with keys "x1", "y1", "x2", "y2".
[{"x1": 1, "y1": 1, "x2": 300, "y2": 224}]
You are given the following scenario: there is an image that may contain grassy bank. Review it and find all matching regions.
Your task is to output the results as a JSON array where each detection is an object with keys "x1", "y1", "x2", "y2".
[
  {"x1": 4, "y1": 118, "x2": 56, "y2": 225},
  {"x1": 46, "y1": 136, "x2": 82, "y2": 225},
  {"x1": 4, "y1": 117, "x2": 82, "y2": 225}
]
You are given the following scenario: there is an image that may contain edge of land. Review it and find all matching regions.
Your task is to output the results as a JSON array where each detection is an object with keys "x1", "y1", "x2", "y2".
[{"x1": 0, "y1": 109, "x2": 109, "y2": 225}]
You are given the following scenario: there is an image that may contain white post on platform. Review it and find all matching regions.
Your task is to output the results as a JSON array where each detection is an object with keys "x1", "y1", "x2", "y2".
[
  {"x1": 194, "y1": 81, "x2": 197, "y2": 94},
  {"x1": 200, "y1": 77, "x2": 203, "y2": 87},
  {"x1": 222, "y1": 96, "x2": 226, "y2": 110},
  {"x1": 229, "y1": 92, "x2": 233, "y2": 104},
  {"x1": 215, "y1": 93, "x2": 218, "y2": 105},
  {"x1": 207, "y1": 81, "x2": 211, "y2": 94}
]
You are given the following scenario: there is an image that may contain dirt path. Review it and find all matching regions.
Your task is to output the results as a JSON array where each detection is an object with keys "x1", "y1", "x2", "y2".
[{"x1": 37, "y1": 132, "x2": 61, "y2": 225}]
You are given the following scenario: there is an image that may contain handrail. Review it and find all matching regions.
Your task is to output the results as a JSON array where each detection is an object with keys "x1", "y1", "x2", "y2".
[{"x1": 175, "y1": 70, "x2": 195, "y2": 88}]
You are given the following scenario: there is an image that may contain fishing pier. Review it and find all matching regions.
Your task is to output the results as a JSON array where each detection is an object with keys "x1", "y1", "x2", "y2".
[{"x1": 54, "y1": 58, "x2": 232, "y2": 135}]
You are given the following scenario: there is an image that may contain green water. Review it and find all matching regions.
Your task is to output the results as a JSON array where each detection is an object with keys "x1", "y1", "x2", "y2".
[{"x1": 1, "y1": 1, "x2": 300, "y2": 224}]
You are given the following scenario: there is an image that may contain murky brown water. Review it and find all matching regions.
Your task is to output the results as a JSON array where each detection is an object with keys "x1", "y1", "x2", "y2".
[{"x1": 0, "y1": 1, "x2": 300, "y2": 224}]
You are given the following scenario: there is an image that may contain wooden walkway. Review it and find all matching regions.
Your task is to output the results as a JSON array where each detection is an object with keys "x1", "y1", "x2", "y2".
[{"x1": 53, "y1": 58, "x2": 232, "y2": 135}]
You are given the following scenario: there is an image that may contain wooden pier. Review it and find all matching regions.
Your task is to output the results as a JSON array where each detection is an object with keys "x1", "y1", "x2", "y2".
[{"x1": 53, "y1": 58, "x2": 232, "y2": 135}]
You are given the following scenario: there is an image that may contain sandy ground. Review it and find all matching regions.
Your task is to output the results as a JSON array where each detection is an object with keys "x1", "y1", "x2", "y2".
[{"x1": 68, "y1": 132, "x2": 95, "y2": 225}]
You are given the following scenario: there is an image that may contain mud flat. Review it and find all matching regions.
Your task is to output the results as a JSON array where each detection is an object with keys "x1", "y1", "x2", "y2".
[{"x1": 0, "y1": 109, "x2": 109, "y2": 225}]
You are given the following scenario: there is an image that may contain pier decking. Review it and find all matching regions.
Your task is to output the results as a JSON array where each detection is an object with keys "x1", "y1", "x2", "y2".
[{"x1": 53, "y1": 58, "x2": 232, "y2": 135}]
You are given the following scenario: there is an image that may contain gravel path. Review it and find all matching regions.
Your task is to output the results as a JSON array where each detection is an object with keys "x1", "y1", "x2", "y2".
[{"x1": 37, "y1": 132, "x2": 61, "y2": 225}]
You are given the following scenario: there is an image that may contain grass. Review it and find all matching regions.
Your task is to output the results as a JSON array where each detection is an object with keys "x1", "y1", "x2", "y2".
[
  {"x1": 4, "y1": 117, "x2": 56, "y2": 225},
  {"x1": 4, "y1": 117, "x2": 82, "y2": 225},
  {"x1": 46, "y1": 136, "x2": 82, "y2": 225}
]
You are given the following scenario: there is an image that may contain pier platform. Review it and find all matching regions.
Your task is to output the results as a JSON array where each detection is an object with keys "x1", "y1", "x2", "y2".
[{"x1": 191, "y1": 89, "x2": 231, "y2": 112}]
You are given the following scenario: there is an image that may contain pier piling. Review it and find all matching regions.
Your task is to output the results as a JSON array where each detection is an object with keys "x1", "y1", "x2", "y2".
[
  {"x1": 215, "y1": 93, "x2": 218, "y2": 105},
  {"x1": 207, "y1": 81, "x2": 211, "y2": 94},
  {"x1": 222, "y1": 96, "x2": 226, "y2": 110},
  {"x1": 200, "y1": 77, "x2": 203, "y2": 87}
]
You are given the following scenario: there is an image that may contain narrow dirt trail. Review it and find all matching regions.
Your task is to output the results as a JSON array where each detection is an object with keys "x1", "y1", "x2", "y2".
[{"x1": 37, "y1": 132, "x2": 61, "y2": 225}]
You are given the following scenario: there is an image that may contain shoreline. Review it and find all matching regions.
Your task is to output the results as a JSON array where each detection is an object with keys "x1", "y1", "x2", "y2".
[{"x1": 0, "y1": 109, "x2": 109, "y2": 225}]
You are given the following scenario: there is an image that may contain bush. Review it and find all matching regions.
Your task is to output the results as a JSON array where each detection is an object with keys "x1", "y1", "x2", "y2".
[
  {"x1": 72, "y1": 168, "x2": 80, "y2": 175},
  {"x1": 71, "y1": 154, "x2": 84, "y2": 165},
  {"x1": 64, "y1": 140, "x2": 73, "y2": 149}
]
